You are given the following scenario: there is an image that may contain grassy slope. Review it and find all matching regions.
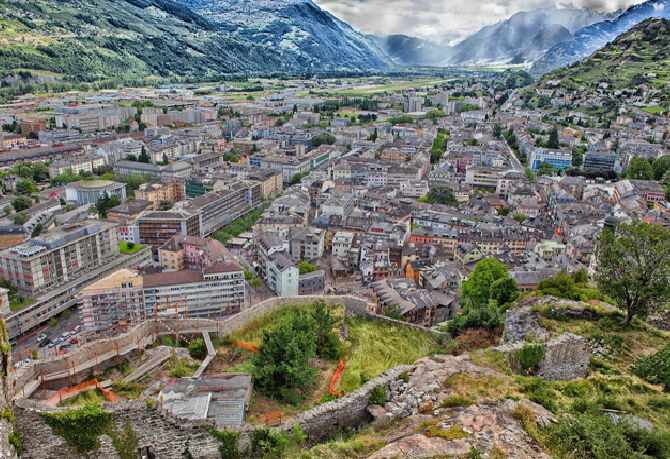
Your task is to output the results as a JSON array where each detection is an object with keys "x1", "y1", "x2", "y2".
[{"x1": 538, "y1": 18, "x2": 670, "y2": 91}]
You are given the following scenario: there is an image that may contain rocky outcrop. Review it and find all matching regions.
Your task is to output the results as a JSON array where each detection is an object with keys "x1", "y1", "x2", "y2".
[
  {"x1": 382, "y1": 355, "x2": 500, "y2": 420},
  {"x1": 368, "y1": 400, "x2": 553, "y2": 459},
  {"x1": 503, "y1": 305, "x2": 550, "y2": 343}
]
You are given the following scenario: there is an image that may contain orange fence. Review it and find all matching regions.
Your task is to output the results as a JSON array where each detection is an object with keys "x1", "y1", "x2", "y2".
[
  {"x1": 231, "y1": 337, "x2": 260, "y2": 354},
  {"x1": 329, "y1": 359, "x2": 345, "y2": 397},
  {"x1": 44, "y1": 378, "x2": 117, "y2": 406}
]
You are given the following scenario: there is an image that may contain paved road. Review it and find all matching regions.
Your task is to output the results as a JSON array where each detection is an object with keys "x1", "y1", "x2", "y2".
[{"x1": 12, "y1": 307, "x2": 82, "y2": 361}]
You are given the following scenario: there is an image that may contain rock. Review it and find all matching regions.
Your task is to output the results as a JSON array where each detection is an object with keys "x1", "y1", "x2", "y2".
[
  {"x1": 609, "y1": 413, "x2": 654, "y2": 432},
  {"x1": 500, "y1": 398, "x2": 557, "y2": 427},
  {"x1": 503, "y1": 304, "x2": 550, "y2": 343},
  {"x1": 537, "y1": 333, "x2": 590, "y2": 381},
  {"x1": 368, "y1": 401, "x2": 553, "y2": 459},
  {"x1": 367, "y1": 405, "x2": 392, "y2": 424}
]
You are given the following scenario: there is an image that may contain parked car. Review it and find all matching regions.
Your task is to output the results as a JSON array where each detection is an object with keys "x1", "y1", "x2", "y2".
[
  {"x1": 37, "y1": 333, "x2": 47, "y2": 342},
  {"x1": 48, "y1": 342, "x2": 56, "y2": 348},
  {"x1": 71, "y1": 329, "x2": 79, "y2": 335},
  {"x1": 70, "y1": 338, "x2": 77, "y2": 345},
  {"x1": 62, "y1": 332, "x2": 71, "y2": 339},
  {"x1": 39, "y1": 339, "x2": 50, "y2": 348},
  {"x1": 74, "y1": 325, "x2": 81, "y2": 332}
]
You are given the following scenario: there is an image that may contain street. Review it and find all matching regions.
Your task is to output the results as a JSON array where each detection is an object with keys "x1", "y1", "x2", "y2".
[{"x1": 12, "y1": 306, "x2": 82, "y2": 361}]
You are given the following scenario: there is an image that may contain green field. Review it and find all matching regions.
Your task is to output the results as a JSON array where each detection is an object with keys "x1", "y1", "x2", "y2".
[
  {"x1": 640, "y1": 106, "x2": 667, "y2": 115},
  {"x1": 119, "y1": 242, "x2": 143, "y2": 255}
]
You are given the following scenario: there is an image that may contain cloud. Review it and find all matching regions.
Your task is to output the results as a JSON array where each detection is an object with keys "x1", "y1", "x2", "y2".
[{"x1": 314, "y1": 0, "x2": 646, "y2": 44}]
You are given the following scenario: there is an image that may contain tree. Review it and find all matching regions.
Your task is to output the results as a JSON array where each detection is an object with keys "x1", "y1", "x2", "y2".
[
  {"x1": 311, "y1": 134, "x2": 336, "y2": 149},
  {"x1": 32, "y1": 162, "x2": 49, "y2": 182},
  {"x1": 547, "y1": 126, "x2": 559, "y2": 149},
  {"x1": 14, "y1": 178, "x2": 38, "y2": 196},
  {"x1": 11, "y1": 195, "x2": 32, "y2": 212},
  {"x1": 161, "y1": 153, "x2": 169, "y2": 165},
  {"x1": 187, "y1": 338, "x2": 208, "y2": 360},
  {"x1": 13, "y1": 212, "x2": 29, "y2": 226},
  {"x1": 596, "y1": 222, "x2": 670, "y2": 328},
  {"x1": 2, "y1": 204, "x2": 11, "y2": 215},
  {"x1": 311, "y1": 300, "x2": 342, "y2": 360},
  {"x1": 491, "y1": 277, "x2": 519, "y2": 305},
  {"x1": 19, "y1": 166, "x2": 34, "y2": 180},
  {"x1": 626, "y1": 157, "x2": 653, "y2": 181},
  {"x1": 426, "y1": 184, "x2": 458, "y2": 206},
  {"x1": 31, "y1": 224, "x2": 43, "y2": 237},
  {"x1": 138, "y1": 146, "x2": 150, "y2": 163},
  {"x1": 652, "y1": 155, "x2": 670, "y2": 180},
  {"x1": 251, "y1": 307, "x2": 316, "y2": 403},
  {"x1": 525, "y1": 168, "x2": 535, "y2": 183},
  {"x1": 109, "y1": 418, "x2": 140, "y2": 459},
  {"x1": 291, "y1": 172, "x2": 309, "y2": 185},
  {"x1": 244, "y1": 270, "x2": 253, "y2": 281},
  {"x1": 298, "y1": 261, "x2": 318, "y2": 275},
  {"x1": 252, "y1": 278, "x2": 262, "y2": 288},
  {"x1": 49, "y1": 317, "x2": 57, "y2": 327},
  {"x1": 493, "y1": 124, "x2": 502, "y2": 139},
  {"x1": 513, "y1": 213, "x2": 528, "y2": 224},
  {"x1": 497, "y1": 207, "x2": 510, "y2": 216},
  {"x1": 94, "y1": 191, "x2": 120, "y2": 218},
  {"x1": 462, "y1": 258, "x2": 509, "y2": 306}
]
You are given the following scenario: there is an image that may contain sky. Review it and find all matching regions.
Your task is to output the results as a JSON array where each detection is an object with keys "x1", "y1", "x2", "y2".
[{"x1": 313, "y1": 0, "x2": 647, "y2": 45}]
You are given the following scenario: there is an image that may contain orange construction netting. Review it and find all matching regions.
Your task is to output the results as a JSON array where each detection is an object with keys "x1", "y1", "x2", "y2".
[
  {"x1": 231, "y1": 337, "x2": 260, "y2": 354},
  {"x1": 44, "y1": 378, "x2": 117, "y2": 406},
  {"x1": 329, "y1": 358, "x2": 345, "y2": 397}
]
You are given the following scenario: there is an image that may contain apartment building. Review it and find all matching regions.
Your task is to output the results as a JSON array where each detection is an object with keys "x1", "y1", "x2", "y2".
[
  {"x1": 158, "y1": 234, "x2": 232, "y2": 272},
  {"x1": 79, "y1": 268, "x2": 144, "y2": 333},
  {"x1": 0, "y1": 221, "x2": 119, "y2": 298},
  {"x1": 49, "y1": 154, "x2": 107, "y2": 177},
  {"x1": 529, "y1": 148, "x2": 572, "y2": 171},
  {"x1": 143, "y1": 262, "x2": 246, "y2": 320},
  {"x1": 137, "y1": 211, "x2": 201, "y2": 246},
  {"x1": 134, "y1": 179, "x2": 186, "y2": 209}
]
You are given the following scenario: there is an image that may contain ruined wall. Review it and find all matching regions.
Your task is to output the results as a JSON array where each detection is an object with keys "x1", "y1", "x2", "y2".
[
  {"x1": 536, "y1": 333, "x2": 590, "y2": 381},
  {"x1": 364, "y1": 313, "x2": 450, "y2": 339}
]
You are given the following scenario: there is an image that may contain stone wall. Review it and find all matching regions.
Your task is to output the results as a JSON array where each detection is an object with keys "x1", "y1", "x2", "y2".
[
  {"x1": 493, "y1": 333, "x2": 590, "y2": 381},
  {"x1": 502, "y1": 306, "x2": 550, "y2": 344}
]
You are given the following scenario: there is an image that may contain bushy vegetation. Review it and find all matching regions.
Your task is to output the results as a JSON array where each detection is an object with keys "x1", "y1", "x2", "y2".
[
  {"x1": 545, "y1": 410, "x2": 670, "y2": 459},
  {"x1": 42, "y1": 403, "x2": 114, "y2": 453},
  {"x1": 212, "y1": 202, "x2": 269, "y2": 243},
  {"x1": 631, "y1": 344, "x2": 670, "y2": 391},
  {"x1": 187, "y1": 338, "x2": 208, "y2": 360},
  {"x1": 538, "y1": 270, "x2": 605, "y2": 302},
  {"x1": 369, "y1": 387, "x2": 386, "y2": 405},
  {"x1": 444, "y1": 308, "x2": 502, "y2": 338}
]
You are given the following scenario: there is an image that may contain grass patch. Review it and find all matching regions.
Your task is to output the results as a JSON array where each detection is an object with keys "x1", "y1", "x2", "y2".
[
  {"x1": 111, "y1": 380, "x2": 144, "y2": 400},
  {"x1": 118, "y1": 242, "x2": 144, "y2": 255},
  {"x1": 640, "y1": 106, "x2": 666, "y2": 115},
  {"x1": 58, "y1": 388, "x2": 108, "y2": 407},
  {"x1": 440, "y1": 395, "x2": 476, "y2": 408},
  {"x1": 9, "y1": 298, "x2": 33, "y2": 310},
  {"x1": 424, "y1": 425, "x2": 473, "y2": 440},
  {"x1": 339, "y1": 317, "x2": 439, "y2": 393}
]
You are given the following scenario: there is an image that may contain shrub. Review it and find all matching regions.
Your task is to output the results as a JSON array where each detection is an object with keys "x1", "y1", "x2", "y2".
[
  {"x1": 511, "y1": 403, "x2": 539, "y2": 440},
  {"x1": 187, "y1": 338, "x2": 208, "y2": 360},
  {"x1": 126, "y1": 242, "x2": 135, "y2": 249},
  {"x1": 250, "y1": 428, "x2": 289, "y2": 457},
  {"x1": 445, "y1": 307, "x2": 501, "y2": 337},
  {"x1": 8, "y1": 427, "x2": 21, "y2": 455},
  {"x1": 206, "y1": 426, "x2": 240, "y2": 459},
  {"x1": 511, "y1": 344, "x2": 545, "y2": 374},
  {"x1": 545, "y1": 410, "x2": 670, "y2": 459},
  {"x1": 146, "y1": 399, "x2": 154, "y2": 409},
  {"x1": 631, "y1": 344, "x2": 670, "y2": 391},
  {"x1": 41, "y1": 403, "x2": 113, "y2": 453},
  {"x1": 369, "y1": 387, "x2": 386, "y2": 405}
]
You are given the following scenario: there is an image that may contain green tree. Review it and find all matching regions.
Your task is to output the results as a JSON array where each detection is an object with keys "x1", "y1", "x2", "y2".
[
  {"x1": 537, "y1": 161, "x2": 555, "y2": 177},
  {"x1": 2, "y1": 204, "x2": 11, "y2": 215},
  {"x1": 525, "y1": 168, "x2": 535, "y2": 183},
  {"x1": 297, "y1": 261, "x2": 318, "y2": 275},
  {"x1": 311, "y1": 134, "x2": 336, "y2": 149},
  {"x1": 11, "y1": 195, "x2": 32, "y2": 212},
  {"x1": 109, "y1": 418, "x2": 140, "y2": 459},
  {"x1": 626, "y1": 157, "x2": 654, "y2": 181},
  {"x1": 19, "y1": 166, "x2": 34, "y2": 180},
  {"x1": 547, "y1": 126, "x2": 559, "y2": 149},
  {"x1": 513, "y1": 213, "x2": 528, "y2": 224},
  {"x1": 252, "y1": 278, "x2": 262, "y2": 288},
  {"x1": 652, "y1": 155, "x2": 670, "y2": 181},
  {"x1": 251, "y1": 308, "x2": 317, "y2": 403},
  {"x1": 161, "y1": 153, "x2": 169, "y2": 165},
  {"x1": 311, "y1": 300, "x2": 342, "y2": 360},
  {"x1": 497, "y1": 207, "x2": 510, "y2": 216},
  {"x1": 491, "y1": 277, "x2": 519, "y2": 305},
  {"x1": 187, "y1": 338, "x2": 208, "y2": 360},
  {"x1": 14, "y1": 178, "x2": 38, "y2": 196},
  {"x1": 244, "y1": 270, "x2": 253, "y2": 281},
  {"x1": 493, "y1": 124, "x2": 502, "y2": 139},
  {"x1": 426, "y1": 184, "x2": 458, "y2": 206},
  {"x1": 596, "y1": 221, "x2": 670, "y2": 327},
  {"x1": 462, "y1": 258, "x2": 509, "y2": 306},
  {"x1": 138, "y1": 146, "x2": 150, "y2": 163},
  {"x1": 32, "y1": 162, "x2": 49, "y2": 182},
  {"x1": 30, "y1": 224, "x2": 43, "y2": 237},
  {"x1": 13, "y1": 212, "x2": 29, "y2": 226}
]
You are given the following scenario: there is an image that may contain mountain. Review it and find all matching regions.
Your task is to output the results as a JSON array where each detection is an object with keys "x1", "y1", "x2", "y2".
[
  {"x1": 175, "y1": 0, "x2": 390, "y2": 71},
  {"x1": 444, "y1": 5, "x2": 618, "y2": 66},
  {"x1": 537, "y1": 18, "x2": 670, "y2": 90},
  {"x1": 371, "y1": 35, "x2": 454, "y2": 67},
  {"x1": 531, "y1": 0, "x2": 670, "y2": 73},
  {"x1": 510, "y1": 24, "x2": 572, "y2": 64},
  {"x1": 0, "y1": 0, "x2": 389, "y2": 83}
]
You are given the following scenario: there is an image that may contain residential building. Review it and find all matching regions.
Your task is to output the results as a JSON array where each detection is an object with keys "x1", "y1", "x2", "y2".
[
  {"x1": 247, "y1": 170, "x2": 283, "y2": 198},
  {"x1": 79, "y1": 268, "x2": 144, "y2": 333},
  {"x1": 332, "y1": 232, "x2": 355, "y2": 257},
  {"x1": 298, "y1": 270, "x2": 325, "y2": 294},
  {"x1": 158, "y1": 234, "x2": 231, "y2": 272},
  {"x1": 0, "y1": 221, "x2": 119, "y2": 298},
  {"x1": 266, "y1": 252, "x2": 299, "y2": 296},
  {"x1": 137, "y1": 211, "x2": 201, "y2": 246},
  {"x1": 143, "y1": 262, "x2": 246, "y2": 320},
  {"x1": 135, "y1": 180, "x2": 186, "y2": 209},
  {"x1": 20, "y1": 117, "x2": 47, "y2": 136},
  {"x1": 49, "y1": 154, "x2": 107, "y2": 177}
]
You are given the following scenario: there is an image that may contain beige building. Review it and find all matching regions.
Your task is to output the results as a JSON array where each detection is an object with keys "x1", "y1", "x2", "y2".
[
  {"x1": 135, "y1": 179, "x2": 186, "y2": 210},
  {"x1": 79, "y1": 268, "x2": 144, "y2": 333},
  {"x1": 248, "y1": 170, "x2": 283, "y2": 198}
]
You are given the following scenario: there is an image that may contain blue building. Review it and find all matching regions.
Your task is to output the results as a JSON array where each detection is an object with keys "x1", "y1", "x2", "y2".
[{"x1": 529, "y1": 148, "x2": 573, "y2": 171}]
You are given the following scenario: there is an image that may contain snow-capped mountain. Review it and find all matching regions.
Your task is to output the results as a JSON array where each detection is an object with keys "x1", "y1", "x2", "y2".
[
  {"x1": 532, "y1": 0, "x2": 670, "y2": 73},
  {"x1": 176, "y1": 0, "x2": 391, "y2": 71}
]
